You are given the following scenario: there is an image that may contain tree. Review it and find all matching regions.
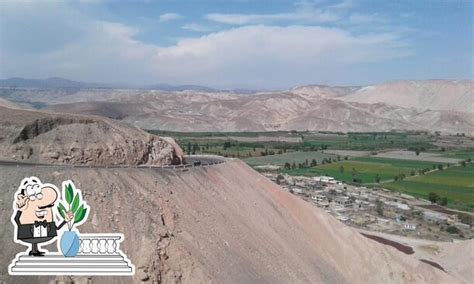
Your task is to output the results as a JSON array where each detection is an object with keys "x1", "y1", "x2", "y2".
[
  {"x1": 459, "y1": 214, "x2": 473, "y2": 227},
  {"x1": 375, "y1": 174, "x2": 381, "y2": 183},
  {"x1": 192, "y1": 143, "x2": 200, "y2": 155},
  {"x1": 439, "y1": 197, "x2": 448, "y2": 206},
  {"x1": 428, "y1": 192, "x2": 440, "y2": 203},
  {"x1": 291, "y1": 162, "x2": 296, "y2": 169},
  {"x1": 446, "y1": 226, "x2": 460, "y2": 234},
  {"x1": 284, "y1": 162, "x2": 291, "y2": 169},
  {"x1": 339, "y1": 165, "x2": 344, "y2": 174},
  {"x1": 187, "y1": 142, "x2": 192, "y2": 155},
  {"x1": 437, "y1": 164, "x2": 444, "y2": 171},
  {"x1": 223, "y1": 141, "x2": 231, "y2": 150},
  {"x1": 415, "y1": 149, "x2": 420, "y2": 156},
  {"x1": 460, "y1": 161, "x2": 467, "y2": 167}
]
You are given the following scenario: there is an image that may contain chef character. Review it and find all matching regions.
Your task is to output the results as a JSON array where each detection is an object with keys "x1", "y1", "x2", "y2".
[{"x1": 13, "y1": 177, "x2": 73, "y2": 256}]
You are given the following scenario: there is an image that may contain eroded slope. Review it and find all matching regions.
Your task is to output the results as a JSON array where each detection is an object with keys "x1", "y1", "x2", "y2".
[
  {"x1": 0, "y1": 160, "x2": 458, "y2": 283},
  {"x1": 0, "y1": 106, "x2": 183, "y2": 165}
]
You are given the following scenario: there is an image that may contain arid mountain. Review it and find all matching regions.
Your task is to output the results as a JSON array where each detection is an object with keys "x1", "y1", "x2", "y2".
[
  {"x1": 341, "y1": 80, "x2": 473, "y2": 114},
  {"x1": 0, "y1": 105, "x2": 467, "y2": 283},
  {"x1": 0, "y1": 79, "x2": 472, "y2": 134},
  {"x1": 0, "y1": 160, "x2": 460, "y2": 283},
  {"x1": 0, "y1": 106, "x2": 183, "y2": 166}
]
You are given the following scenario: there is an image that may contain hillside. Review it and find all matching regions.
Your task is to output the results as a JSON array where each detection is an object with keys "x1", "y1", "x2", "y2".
[
  {"x1": 0, "y1": 79, "x2": 472, "y2": 134},
  {"x1": 0, "y1": 106, "x2": 183, "y2": 166},
  {"x1": 341, "y1": 80, "x2": 473, "y2": 114},
  {"x1": 43, "y1": 90, "x2": 474, "y2": 134},
  {"x1": 0, "y1": 160, "x2": 460, "y2": 283}
]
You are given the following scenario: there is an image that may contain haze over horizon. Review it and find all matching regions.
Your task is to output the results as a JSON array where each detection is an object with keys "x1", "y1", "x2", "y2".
[{"x1": 1, "y1": 0, "x2": 472, "y2": 89}]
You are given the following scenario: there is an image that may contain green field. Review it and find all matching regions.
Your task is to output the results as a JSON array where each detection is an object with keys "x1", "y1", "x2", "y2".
[
  {"x1": 440, "y1": 149, "x2": 474, "y2": 160},
  {"x1": 147, "y1": 130, "x2": 437, "y2": 153},
  {"x1": 149, "y1": 129, "x2": 473, "y2": 211},
  {"x1": 244, "y1": 151, "x2": 335, "y2": 166},
  {"x1": 384, "y1": 163, "x2": 474, "y2": 211},
  {"x1": 282, "y1": 157, "x2": 438, "y2": 184}
]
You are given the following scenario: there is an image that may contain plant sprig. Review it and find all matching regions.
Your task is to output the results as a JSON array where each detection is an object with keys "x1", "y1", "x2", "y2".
[{"x1": 57, "y1": 183, "x2": 88, "y2": 231}]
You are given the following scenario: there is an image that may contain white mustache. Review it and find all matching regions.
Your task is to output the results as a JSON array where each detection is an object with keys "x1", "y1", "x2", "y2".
[{"x1": 35, "y1": 210, "x2": 48, "y2": 217}]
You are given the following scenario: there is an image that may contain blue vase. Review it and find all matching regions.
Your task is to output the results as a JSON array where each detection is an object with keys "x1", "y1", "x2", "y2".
[{"x1": 60, "y1": 231, "x2": 80, "y2": 257}]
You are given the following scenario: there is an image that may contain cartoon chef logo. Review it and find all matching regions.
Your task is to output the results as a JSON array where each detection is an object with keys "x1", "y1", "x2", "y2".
[
  {"x1": 12, "y1": 176, "x2": 74, "y2": 256},
  {"x1": 9, "y1": 176, "x2": 134, "y2": 276}
]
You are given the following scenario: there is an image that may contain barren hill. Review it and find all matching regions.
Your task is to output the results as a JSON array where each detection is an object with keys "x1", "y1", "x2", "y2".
[
  {"x1": 44, "y1": 90, "x2": 474, "y2": 134},
  {"x1": 341, "y1": 80, "x2": 473, "y2": 114},
  {"x1": 0, "y1": 160, "x2": 460, "y2": 283},
  {"x1": 1, "y1": 79, "x2": 472, "y2": 133},
  {"x1": 0, "y1": 106, "x2": 183, "y2": 166}
]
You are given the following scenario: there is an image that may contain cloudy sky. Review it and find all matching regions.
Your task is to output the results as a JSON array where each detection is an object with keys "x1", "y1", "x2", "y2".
[{"x1": 0, "y1": 0, "x2": 472, "y2": 88}]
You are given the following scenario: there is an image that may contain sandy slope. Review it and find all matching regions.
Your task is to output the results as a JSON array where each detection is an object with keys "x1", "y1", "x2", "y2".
[
  {"x1": 342, "y1": 80, "x2": 473, "y2": 114},
  {"x1": 0, "y1": 160, "x2": 458, "y2": 283}
]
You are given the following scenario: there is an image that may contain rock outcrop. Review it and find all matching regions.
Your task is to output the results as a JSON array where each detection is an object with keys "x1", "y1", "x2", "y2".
[{"x1": 0, "y1": 106, "x2": 183, "y2": 166}]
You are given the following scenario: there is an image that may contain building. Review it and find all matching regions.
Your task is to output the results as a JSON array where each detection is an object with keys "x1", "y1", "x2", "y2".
[{"x1": 331, "y1": 197, "x2": 353, "y2": 209}]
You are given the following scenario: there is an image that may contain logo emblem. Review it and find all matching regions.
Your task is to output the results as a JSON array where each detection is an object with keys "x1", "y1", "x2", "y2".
[{"x1": 8, "y1": 177, "x2": 135, "y2": 275}]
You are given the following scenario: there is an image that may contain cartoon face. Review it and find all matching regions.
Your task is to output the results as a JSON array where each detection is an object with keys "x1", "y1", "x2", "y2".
[{"x1": 17, "y1": 177, "x2": 58, "y2": 224}]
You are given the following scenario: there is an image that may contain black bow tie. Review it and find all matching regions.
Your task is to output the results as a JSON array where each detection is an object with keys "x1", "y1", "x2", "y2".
[{"x1": 34, "y1": 220, "x2": 47, "y2": 228}]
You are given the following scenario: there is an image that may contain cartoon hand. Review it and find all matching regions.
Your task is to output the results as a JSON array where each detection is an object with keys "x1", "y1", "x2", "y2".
[
  {"x1": 16, "y1": 194, "x2": 29, "y2": 211},
  {"x1": 64, "y1": 211, "x2": 74, "y2": 222}
]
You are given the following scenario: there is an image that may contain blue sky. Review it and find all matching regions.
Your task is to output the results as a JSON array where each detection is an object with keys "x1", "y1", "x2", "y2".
[{"x1": 0, "y1": 0, "x2": 472, "y2": 88}]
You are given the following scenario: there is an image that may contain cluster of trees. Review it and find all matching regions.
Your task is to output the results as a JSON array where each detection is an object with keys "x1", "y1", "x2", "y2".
[
  {"x1": 283, "y1": 159, "x2": 317, "y2": 170},
  {"x1": 407, "y1": 146, "x2": 427, "y2": 156},
  {"x1": 428, "y1": 192, "x2": 448, "y2": 206},
  {"x1": 186, "y1": 142, "x2": 201, "y2": 155}
]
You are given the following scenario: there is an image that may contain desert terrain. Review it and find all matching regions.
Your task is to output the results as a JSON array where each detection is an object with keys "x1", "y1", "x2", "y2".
[
  {"x1": 1, "y1": 79, "x2": 473, "y2": 134},
  {"x1": 0, "y1": 103, "x2": 469, "y2": 283},
  {"x1": 0, "y1": 159, "x2": 462, "y2": 283}
]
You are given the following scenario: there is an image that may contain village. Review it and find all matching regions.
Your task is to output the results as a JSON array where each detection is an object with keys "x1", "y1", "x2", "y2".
[{"x1": 266, "y1": 173, "x2": 474, "y2": 241}]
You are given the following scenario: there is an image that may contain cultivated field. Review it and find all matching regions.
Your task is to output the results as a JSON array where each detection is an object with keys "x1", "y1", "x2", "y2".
[
  {"x1": 324, "y1": 150, "x2": 371, "y2": 157},
  {"x1": 244, "y1": 151, "x2": 335, "y2": 167},
  {"x1": 282, "y1": 157, "x2": 439, "y2": 184},
  {"x1": 384, "y1": 163, "x2": 474, "y2": 212},
  {"x1": 152, "y1": 129, "x2": 473, "y2": 211},
  {"x1": 373, "y1": 150, "x2": 462, "y2": 164}
]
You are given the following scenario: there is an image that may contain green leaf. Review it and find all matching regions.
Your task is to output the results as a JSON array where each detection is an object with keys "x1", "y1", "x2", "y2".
[
  {"x1": 71, "y1": 193, "x2": 80, "y2": 213},
  {"x1": 57, "y1": 203, "x2": 66, "y2": 219},
  {"x1": 65, "y1": 183, "x2": 74, "y2": 204},
  {"x1": 74, "y1": 205, "x2": 87, "y2": 224}
]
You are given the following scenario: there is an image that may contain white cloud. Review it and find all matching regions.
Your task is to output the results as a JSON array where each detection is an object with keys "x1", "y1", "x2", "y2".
[
  {"x1": 158, "y1": 13, "x2": 183, "y2": 22},
  {"x1": 0, "y1": 2, "x2": 411, "y2": 88},
  {"x1": 328, "y1": 0, "x2": 354, "y2": 10},
  {"x1": 182, "y1": 23, "x2": 215, "y2": 32},
  {"x1": 206, "y1": 10, "x2": 339, "y2": 25},
  {"x1": 153, "y1": 25, "x2": 411, "y2": 87}
]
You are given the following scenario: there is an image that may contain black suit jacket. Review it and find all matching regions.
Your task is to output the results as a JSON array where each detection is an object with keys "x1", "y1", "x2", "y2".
[{"x1": 14, "y1": 211, "x2": 66, "y2": 240}]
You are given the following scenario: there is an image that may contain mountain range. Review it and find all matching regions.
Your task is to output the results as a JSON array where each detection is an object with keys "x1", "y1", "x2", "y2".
[{"x1": 0, "y1": 78, "x2": 472, "y2": 134}]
